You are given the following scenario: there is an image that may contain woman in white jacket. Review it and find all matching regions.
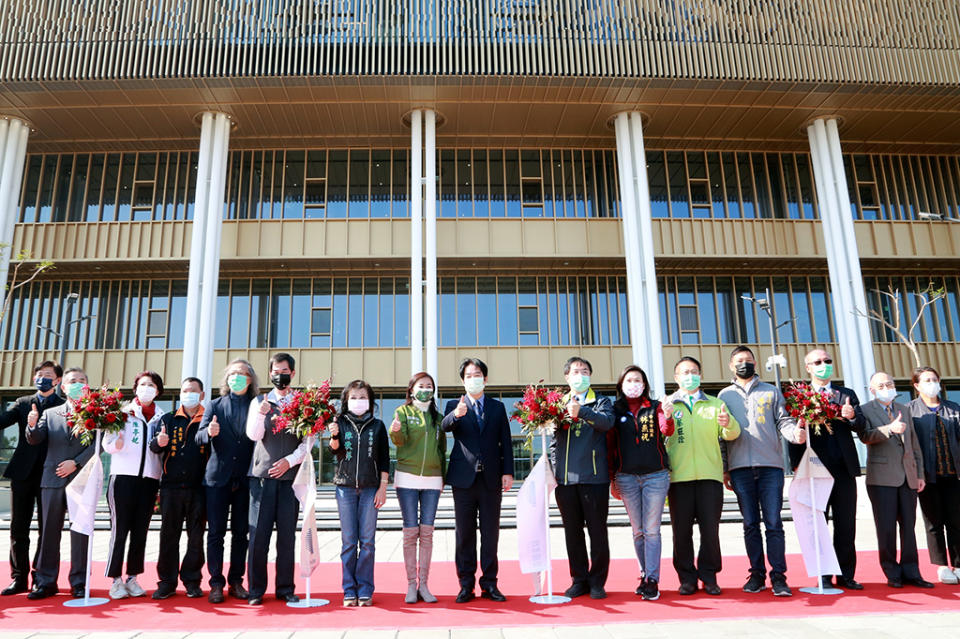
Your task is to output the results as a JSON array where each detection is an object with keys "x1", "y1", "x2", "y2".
[{"x1": 103, "y1": 371, "x2": 165, "y2": 599}]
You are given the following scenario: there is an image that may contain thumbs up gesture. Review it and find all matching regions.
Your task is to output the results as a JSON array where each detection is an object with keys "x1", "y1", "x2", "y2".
[
  {"x1": 889, "y1": 411, "x2": 906, "y2": 435},
  {"x1": 259, "y1": 399, "x2": 272, "y2": 415},
  {"x1": 390, "y1": 417, "x2": 402, "y2": 433},
  {"x1": 157, "y1": 424, "x2": 169, "y2": 447},
  {"x1": 208, "y1": 415, "x2": 220, "y2": 438},
  {"x1": 328, "y1": 421, "x2": 339, "y2": 437},
  {"x1": 567, "y1": 395, "x2": 581, "y2": 419},
  {"x1": 841, "y1": 396, "x2": 855, "y2": 421},
  {"x1": 717, "y1": 403, "x2": 730, "y2": 428},
  {"x1": 27, "y1": 403, "x2": 39, "y2": 428},
  {"x1": 454, "y1": 396, "x2": 468, "y2": 419}
]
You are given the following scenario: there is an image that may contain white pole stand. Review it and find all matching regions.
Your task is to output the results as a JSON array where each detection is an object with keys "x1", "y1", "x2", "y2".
[
  {"x1": 64, "y1": 431, "x2": 110, "y2": 608},
  {"x1": 530, "y1": 428, "x2": 570, "y2": 605},
  {"x1": 287, "y1": 576, "x2": 329, "y2": 608},
  {"x1": 797, "y1": 432, "x2": 842, "y2": 597}
]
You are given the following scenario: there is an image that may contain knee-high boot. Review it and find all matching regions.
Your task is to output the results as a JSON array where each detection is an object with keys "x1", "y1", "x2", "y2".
[
  {"x1": 418, "y1": 524, "x2": 438, "y2": 603},
  {"x1": 403, "y1": 527, "x2": 420, "y2": 603}
]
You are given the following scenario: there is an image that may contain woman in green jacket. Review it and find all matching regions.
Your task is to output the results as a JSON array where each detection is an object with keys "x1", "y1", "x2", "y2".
[{"x1": 390, "y1": 372, "x2": 446, "y2": 604}]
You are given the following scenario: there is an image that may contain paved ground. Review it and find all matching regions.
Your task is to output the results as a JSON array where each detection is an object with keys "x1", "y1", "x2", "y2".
[{"x1": 0, "y1": 477, "x2": 953, "y2": 638}]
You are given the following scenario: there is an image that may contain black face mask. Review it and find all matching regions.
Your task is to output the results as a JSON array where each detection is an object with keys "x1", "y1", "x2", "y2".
[
  {"x1": 271, "y1": 373, "x2": 291, "y2": 390},
  {"x1": 735, "y1": 362, "x2": 756, "y2": 380}
]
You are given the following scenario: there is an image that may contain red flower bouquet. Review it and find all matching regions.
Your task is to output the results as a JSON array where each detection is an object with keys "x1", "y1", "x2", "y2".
[
  {"x1": 782, "y1": 381, "x2": 841, "y2": 436},
  {"x1": 67, "y1": 386, "x2": 126, "y2": 446},
  {"x1": 512, "y1": 380, "x2": 581, "y2": 447},
  {"x1": 271, "y1": 381, "x2": 335, "y2": 439}
]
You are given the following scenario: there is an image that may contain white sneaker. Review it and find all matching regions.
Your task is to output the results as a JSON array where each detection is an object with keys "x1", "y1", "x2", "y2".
[
  {"x1": 937, "y1": 566, "x2": 958, "y2": 584},
  {"x1": 953, "y1": 567, "x2": 960, "y2": 582},
  {"x1": 109, "y1": 578, "x2": 129, "y2": 599},
  {"x1": 125, "y1": 576, "x2": 146, "y2": 597}
]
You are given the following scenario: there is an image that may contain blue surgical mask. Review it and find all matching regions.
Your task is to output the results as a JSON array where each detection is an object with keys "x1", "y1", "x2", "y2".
[
  {"x1": 35, "y1": 376, "x2": 55, "y2": 393},
  {"x1": 180, "y1": 392, "x2": 201, "y2": 409}
]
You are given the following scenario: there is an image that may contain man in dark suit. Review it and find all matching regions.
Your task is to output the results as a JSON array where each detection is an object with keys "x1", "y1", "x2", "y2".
[
  {"x1": 788, "y1": 348, "x2": 866, "y2": 590},
  {"x1": 24, "y1": 366, "x2": 95, "y2": 600},
  {"x1": 441, "y1": 358, "x2": 514, "y2": 603},
  {"x1": 857, "y1": 371, "x2": 933, "y2": 589},
  {"x1": 0, "y1": 360, "x2": 64, "y2": 596}
]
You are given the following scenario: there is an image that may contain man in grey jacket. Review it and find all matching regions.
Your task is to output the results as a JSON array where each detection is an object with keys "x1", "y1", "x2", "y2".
[
  {"x1": 25, "y1": 367, "x2": 96, "y2": 600},
  {"x1": 858, "y1": 371, "x2": 933, "y2": 589},
  {"x1": 719, "y1": 346, "x2": 804, "y2": 597}
]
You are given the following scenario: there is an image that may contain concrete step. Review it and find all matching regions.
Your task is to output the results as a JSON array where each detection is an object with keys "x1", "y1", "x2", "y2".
[{"x1": 0, "y1": 488, "x2": 787, "y2": 532}]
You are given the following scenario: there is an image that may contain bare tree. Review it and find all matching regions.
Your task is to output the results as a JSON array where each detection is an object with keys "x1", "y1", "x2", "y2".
[
  {"x1": 853, "y1": 281, "x2": 946, "y2": 368},
  {"x1": 0, "y1": 244, "x2": 55, "y2": 326}
]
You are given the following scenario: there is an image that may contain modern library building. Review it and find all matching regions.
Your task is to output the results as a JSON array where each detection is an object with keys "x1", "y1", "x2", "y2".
[{"x1": 1, "y1": 1, "x2": 959, "y2": 479}]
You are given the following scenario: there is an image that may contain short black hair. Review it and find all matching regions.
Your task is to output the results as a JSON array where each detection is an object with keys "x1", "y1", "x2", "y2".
[
  {"x1": 730, "y1": 346, "x2": 754, "y2": 361},
  {"x1": 62, "y1": 367, "x2": 87, "y2": 381},
  {"x1": 182, "y1": 376, "x2": 204, "y2": 391},
  {"x1": 458, "y1": 358, "x2": 488, "y2": 379},
  {"x1": 134, "y1": 370, "x2": 164, "y2": 395},
  {"x1": 34, "y1": 360, "x2": 63, "y2": 378},
  {"x1": 674, "y1": 356, "x2": 702, "y2": 373},
  {"x1": 269, "y1": 352, "x2": 296, "y2": 371},
  {"x1": 563, "y1": 356, "x2": 592, "y2": 375}
]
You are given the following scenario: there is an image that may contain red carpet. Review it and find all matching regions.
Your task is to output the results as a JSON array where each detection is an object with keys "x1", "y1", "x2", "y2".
[{"x1": 1, "y1": 552, "x2": 958, "y2": 631}]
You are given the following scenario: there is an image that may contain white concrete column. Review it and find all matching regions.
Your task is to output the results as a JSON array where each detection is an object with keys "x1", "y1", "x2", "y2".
[
  {"x1": 187, "y1": 112, "x2": 232, "y2": 398},
  {"x1": 410, "y1": 110, "x2": 424, "y2": 375},
  {"x1": 0, "y1": 117, "x2": 30, "y2": 314},
  {"x1": 613, "y1": 111, "x2": 665, "y2": 397},
  {"x1": 423, "y1": 110, "x2": 438, "y2": 386},
  {"x1": 806, "y1": 117, "x2": 874, "y2": 401}
]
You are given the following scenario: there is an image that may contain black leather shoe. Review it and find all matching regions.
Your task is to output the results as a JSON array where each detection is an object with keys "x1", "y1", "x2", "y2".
[
  {"x1": 480, "y1": 586, "x2": 506, "y2": 602},
  {"x1": 208, "y1": 586, "x2": 224, "y2": 604},
  {"x1": 70, "y1": 585, "x2": 86, "y2": 598},
  {"x1": 228, "y1": 582, "x2": 248, "y2": 600},
  {"x1": 2, "y1": 580, "x2": 28, "y2": 596},
  {"x1": 277, "y1": 593, "x2": 300, "y2": 603},
  {"x1": 455, "y1": 587, "x2": 475, "y2": 603},
  {"x1": 247, "y1": 596, "x2": 263, "y2": 605},
  {"x1": 821, "y1": 576, "x2": 834, "y2": 588},
  {"x1": 837, "y1": 577, "x2": 864, "y2": 590},
  {"x1": 589, "y1": 586, "x2": 606, "y2": 599},
  {"x1": 563, "y1": 582, "x2": 589, "y2": 598},
  {"x1": 887, "y1": 578, "x2": 903, "y2": 588},
  {"x1": 152, "y1": 586, "x2": 176, "y2": 600},
  {"x1": 905, "y1": 577, "x2": 935, "y2": 589},
  {"x1": 185, "y1": 584, "x2": 204, "y2": 598},
  {"x1": 703, "y1": 583, "x2": 722, "y2": 596},
  {"x1": 26, "y1": 586, "x2": 57, "y2": 600},
  {"x1": 678, "y1": 582, "x2": 698, "y2": 595}
]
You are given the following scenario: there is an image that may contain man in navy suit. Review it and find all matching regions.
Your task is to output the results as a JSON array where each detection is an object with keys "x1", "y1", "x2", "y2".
[{"x1": 441, "y1": 358, "x2": 514, "y2": 603}]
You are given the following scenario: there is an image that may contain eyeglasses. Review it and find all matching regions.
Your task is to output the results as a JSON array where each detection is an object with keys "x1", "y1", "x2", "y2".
[{"x1": 808, "y1": 358, "x2": 833, "y2": 366}]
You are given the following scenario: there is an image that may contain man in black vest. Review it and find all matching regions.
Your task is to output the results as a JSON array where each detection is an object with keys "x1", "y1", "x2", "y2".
[
  {"x1": 0, "y1": 360, "x2": 64, "y2": 596},
  {"x1": 788, "y1": 348, "x2": 866, "y2": 590},
  {"x1": 245, "y1": 353, "x2": 307, "y2": 605},
  {"x1": 441, "y1": 358, "x2": 514, "y2": 604}
]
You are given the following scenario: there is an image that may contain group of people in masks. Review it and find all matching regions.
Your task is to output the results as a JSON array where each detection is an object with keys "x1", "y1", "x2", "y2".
[{"x1": 2, "y1": 346, "x2": 958, "y2": 605}]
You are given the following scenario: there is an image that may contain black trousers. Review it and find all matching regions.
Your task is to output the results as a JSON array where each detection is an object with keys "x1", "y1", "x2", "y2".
[
  {"x1": 156, "y1": 486, "x2": 206, "y2": 589},
  {"x1": 867, "y1": 482, "x2": 921, "y2": 581},
  {"x1": 206, "y1": 480, "x2": 250, "y2": 589},
  {"x1": 824, "y1": 472, "x2": 857, "y2": 580},
  {"x1": 452, "y1": 478, "x2": 502, "y2": 589},
  {"x1": 554, "y1": 483, "x2": 610, "y2": 589},
  {"x1": 106, "y1": 475, "x2": 159, "y2": 578},
  {"x1": 917, "y1": 476, "x2": 960, "y2": 568},
  {"x1": 669, "y1": 479, "x2": 723, "y2": 587},
  {"x1": 36, "y1": 487, "x2": 87, "y2": 590},
  {"x1": 247, "y1": 477, "x2": 298, "y2": 599},
  {"x1": 9, "y1": 474, "x2": 43, "y2": 585}
]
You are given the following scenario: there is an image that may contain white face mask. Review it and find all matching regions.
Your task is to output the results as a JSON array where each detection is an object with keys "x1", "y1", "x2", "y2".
[
  {"x1": 919, "y1": 381, "x2": 941, "y2": 399},
  {"x1": 347, "y1": 398, "x2": 370, "y2": 416},
  {"x1": 464, "y1": 377, "x2": 485, "y2": 395},
  {"x1": 622, "y1": 382, "x2": 644, "y2": 399},
  {"x1": 136, "y1": 385, "x2": 158, "y2": 404},
  {"x1": 874, "y1": 387, "x2": 897, "y2": 404},
  {"x1": 412, "y1": 399, "x2": 432, "y2": 411},
  {"x1": 180, "y1": 391, "x2": 201, "y2": 409}
]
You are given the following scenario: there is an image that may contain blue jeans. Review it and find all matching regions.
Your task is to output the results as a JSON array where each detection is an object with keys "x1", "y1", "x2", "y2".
[
  {"x1": 396, "y1": 487, "x2": 441, "y2": 528},
  {"x1": 729, "y1": 466, "x2": 787, "y2": 578},
  {"x1": 616, "y1": 469, "x2": 670, "y2": 581},
  {"x1": 336, "y1": 486, "x2": 378, "y2": 598}
]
